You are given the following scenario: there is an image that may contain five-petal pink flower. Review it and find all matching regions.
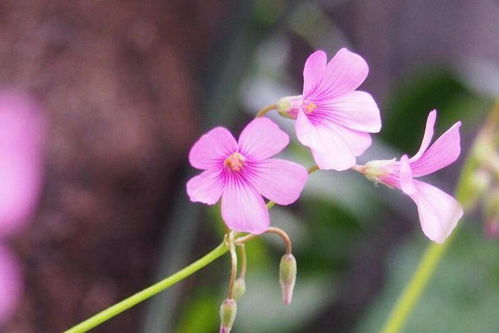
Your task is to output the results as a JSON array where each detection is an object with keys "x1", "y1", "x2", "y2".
[
  {"x1": 187, "y1": 118, "x2": 308, "y2": 234},
  {"x1": 362, "y1": 110, "x2": 463, "y2": 243},
  {"x1": 279, "y1": 48, "x2": 381, "y2": 171}
]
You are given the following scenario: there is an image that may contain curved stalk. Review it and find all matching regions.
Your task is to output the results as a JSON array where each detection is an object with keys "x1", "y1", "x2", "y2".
[{"x1": 255, "y1": 104, "x2": 277, "y2": 118}]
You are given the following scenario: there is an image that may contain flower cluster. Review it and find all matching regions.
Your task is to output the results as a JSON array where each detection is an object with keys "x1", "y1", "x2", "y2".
[
  {"x1": 186, "y1": 48, "x2": 463, "y2": 332},
  {"x1": 0, "y1": 93, "x2": 44, "y2": 326}
]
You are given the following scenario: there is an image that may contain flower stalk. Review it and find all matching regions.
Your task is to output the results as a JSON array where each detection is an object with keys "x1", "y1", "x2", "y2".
[
  {"x1": 64, "y1": 242, "x2": 229, "y2": 333},
  {"x1": 64, "y1": 165, "x2": 321, "y2": 332},
  {"x1": 255, "y1": 104, "x2": 277, "y2": 118},
  {"x1": 226, "y1": 231, "x2": 238, "y2": 299}
]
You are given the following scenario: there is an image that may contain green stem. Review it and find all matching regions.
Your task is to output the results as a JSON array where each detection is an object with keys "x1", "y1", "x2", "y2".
[
  {"x1": 237, "y1": 243, "x2": 247, "y2": 279},
  {"x1": 226, "y1": 231, "x2": 238, "y2": 299},
  {"x1": 379, "y1": 236, "x2": 454, "y2": 333},
  {"x1": 255, "y1": 104, "x2": 277, "y2": 118},
  {"x1": 65, "y1": 164, "x2": 321, "y2": 332},
  {"x1": 64, "y1": 243, "x2": 228, "y2": 333}
]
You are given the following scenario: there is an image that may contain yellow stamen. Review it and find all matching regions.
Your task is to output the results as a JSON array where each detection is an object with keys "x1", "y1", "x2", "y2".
[
  {"x1": 304, "y1": 102, "x2": 317, "y2": 114},
  {"x1": 224, "y1": 152, "x2": 245, "y2": 171}
]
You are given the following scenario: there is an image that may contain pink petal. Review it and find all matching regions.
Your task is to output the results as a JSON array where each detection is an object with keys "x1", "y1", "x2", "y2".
[
  {"x1": 399, "y1": 155, "x2": 416, "y2": 195},
  {"x1": 309, "y1": 48, "x2": 368, "y2": 100},
  {"x1": 0, "y1": 246, "x2": 22, "y2": 325},
  {"x1": 296, "y1": 110, "x2": 327, "y2": 153},
  {"x1": 409, "y1": 180, "x2": 463, "y2": 243},
  {"x1": 318, "y1": 91, "x2": 381, "y2": 133},
  {"x1": 250, "y1": 159, "x2": 308, "y2": 205},
  {"x1": 0, "y1": 93, "x2": 44, "y2": 236},
  {"x1": 221, "y1": 181, "x2": 269, "y2": 234},
  {"x1": 238, "y1": 118, "x2": 289, "y2": 161},
  {"x1": 186, "y1": 170, "x2": 223, "y2": 205},
  {"x1": 296, "y1": 111, "x2": 372, "y2": 170},
  {"x1": 311, "y1": 147, "x2": 355, "y2": 171},
  {"x1": 189, "y1": 127, "x2": 237, "y2": 170},
  {"x1": 303, "y1": 50, "x2": 327, "y2": 98},
  {"x1": 409, "y1": 110, "x2": 437, "y2": 162},
  {"x1": 410, "y1": 121, "x2": 462, "y2": 177},
  {"x1": 313, "y1": 125, "x2": 371, "y2": 170}
]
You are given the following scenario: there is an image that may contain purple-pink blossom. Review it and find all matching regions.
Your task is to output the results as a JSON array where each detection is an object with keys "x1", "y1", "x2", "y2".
[
  {"x1": 361, "y1": 110, "x2": 463, "y2": 243},
  {"x1": 187, "y1": 118, "x2": 308, "y2": 234},
  {"x1": 278, "y1": 48, "x2": 381, "y2": 171}
]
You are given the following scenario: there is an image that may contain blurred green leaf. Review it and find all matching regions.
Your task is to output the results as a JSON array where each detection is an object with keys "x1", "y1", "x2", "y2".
[
  {"x1": 356, "y1": 223, "x2": 499, "y2": 333},
  {"x1": 383, "y1": 68, "x2": 473, "y2": 152}
]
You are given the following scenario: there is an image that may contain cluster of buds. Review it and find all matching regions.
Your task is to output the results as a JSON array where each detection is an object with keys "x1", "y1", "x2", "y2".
[
  {"x1": 218, "y1": 229, "x2": 297, "y2": 332},
  {"x1": 456, "y1": 105, "x2": 499, "y2": 237}
]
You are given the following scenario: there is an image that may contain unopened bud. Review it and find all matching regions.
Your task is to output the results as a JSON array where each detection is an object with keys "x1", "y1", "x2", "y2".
[
  {"x1": 233, "y1": 278, "x2": 246, "y2": 301},
  {"x1": 277, "y1": 95, "x2": 302, "y2": 119},
  {"x1": 484, "y1": 187, "x2": 499, "y2": 238},
  {"x1": 279, "y1": 253, "x2": 297, "y2": 305},
  {"x1": 363, "y1": 159, "x2": 396, "y2": 183},
  {"x1": 219, "y1": 298, "x2": 237, "y2": 333}
]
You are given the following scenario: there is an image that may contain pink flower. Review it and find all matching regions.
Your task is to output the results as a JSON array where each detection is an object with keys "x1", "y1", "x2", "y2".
[
  {"x1": 0, "y1": 92, "x2": 44, "y2": 236},
  {"x1": 187, "y1": 118, "x2": 308, "y2": 234},
  {"x1": 278, "y1": 48, "x2": 381, "y2": 171},
  {"x1": 0, "y1": 246, "x2": 22, "y2": 325},
  {"x1": 362, "y1": 110, "x2": 463, "y2": 243}
]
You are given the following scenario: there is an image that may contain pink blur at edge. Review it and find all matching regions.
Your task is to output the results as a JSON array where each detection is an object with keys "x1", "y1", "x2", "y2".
[
  {"x1": 0, "y1": 91, "x2": 45, "y2": 325},
  {"x1": 0, "y1": 246, "x2": 22, "y2": 325},
  {"x1": 0, "y1": 92, "x2": 44, "y2": 236}
]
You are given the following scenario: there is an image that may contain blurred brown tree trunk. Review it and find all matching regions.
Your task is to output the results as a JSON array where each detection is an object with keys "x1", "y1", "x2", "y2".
[{"x1": 0, "y1": 1, "x2": 226, "y2": 332}]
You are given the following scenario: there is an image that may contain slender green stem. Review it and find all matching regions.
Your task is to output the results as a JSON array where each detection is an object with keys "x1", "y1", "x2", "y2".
[
  {"x1": 226, "y1": 231, "x2": 238, "y2": 299},
  {"x1": 236, "y1": 227, "x2": 293, "y2": 255},
  {"x1": 255, "y1": 104, "x2": 277, "y2": 118},
  {"x1": 238, "y1": 243, "x2": 247, "y2": 279},
  {"x1": 65, "y1": 164, "x2": 321, "y2": 332},
  {"x1": 266, "y1": 227, "x2": 293, "y2": 255},
  {"x1": 379, "y1": 236, "x2": 454, "y2": 333},
  {"x1": 64, "y1": 243, "x2": 228, "y2": 333}
]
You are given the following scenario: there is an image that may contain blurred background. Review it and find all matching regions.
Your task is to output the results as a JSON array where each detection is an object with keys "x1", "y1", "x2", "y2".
[{"x1": 0, "y1": 0, "x2": 498, "y2": 332}]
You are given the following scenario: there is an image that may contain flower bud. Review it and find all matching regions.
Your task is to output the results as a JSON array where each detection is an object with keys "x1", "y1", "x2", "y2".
[
  {"x1": 276, "y1": 95, "x2": 302, "y2": 119},
  {"x1": 233, "y1": 278, "x2": 246, "y2": 301},
  {"x1": 279, "y1": 253, "x2": 297, "y2": 305},
  {"x1": 362, "y1": 159, "x2": 396, "y2": 183},
  {"x1": 219, "y1": 298, "x2": 237, "y2": 333},
  {"x1": 484, "y1": 187, "x2": 499, "y2": 238}
]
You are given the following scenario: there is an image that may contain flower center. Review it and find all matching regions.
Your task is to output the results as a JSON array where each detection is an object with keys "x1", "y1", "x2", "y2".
[
  {"x1": 304, "y1": 102, "x2": 317, "y2": 114},
  {"x1": 224, "y1": 152, "x2": 246, "y2": 171}
]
